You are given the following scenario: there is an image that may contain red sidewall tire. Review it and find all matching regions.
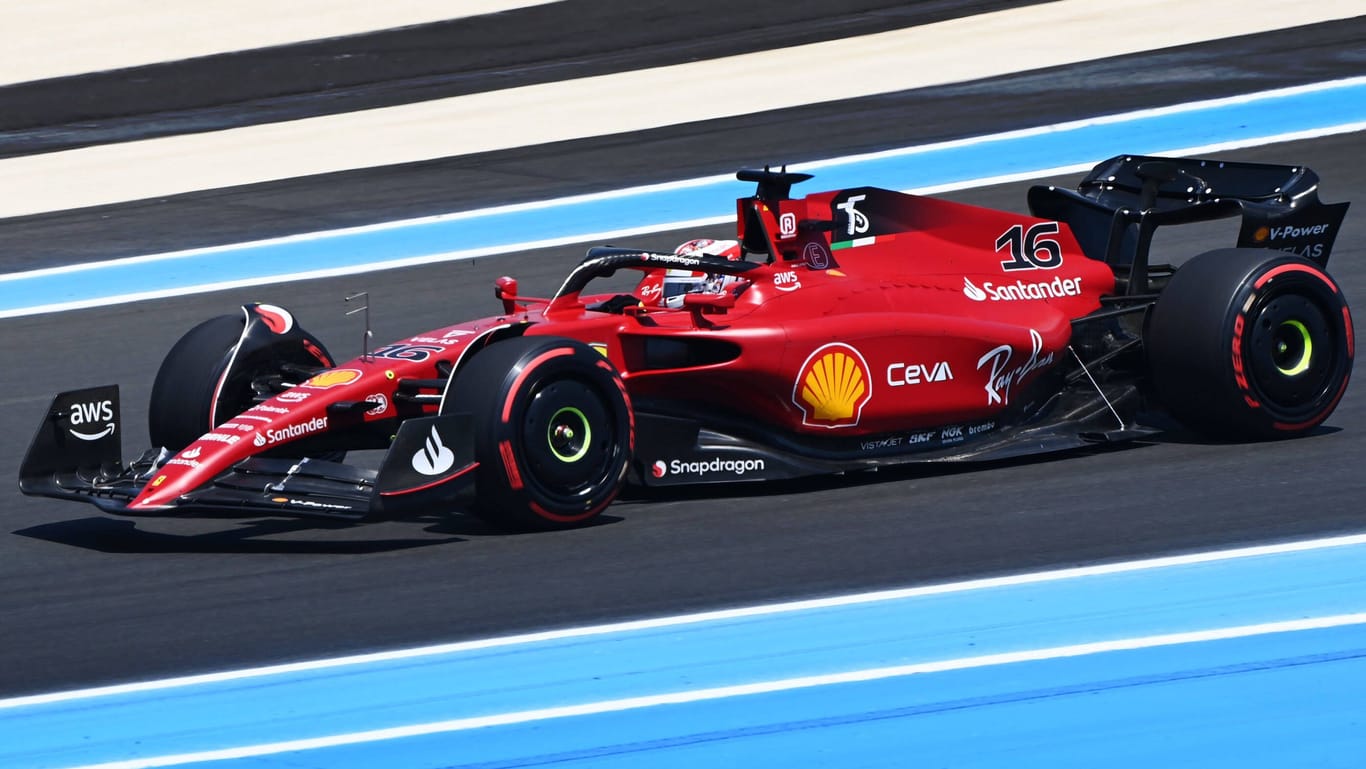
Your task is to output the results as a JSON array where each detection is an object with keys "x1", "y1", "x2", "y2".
[
  {"x1": 1147, "y1": 248, "x2": 1353, "y2": 439},
  {"x1": 148, "y1": 315, "x2": 244, "y2": 452},
  {"x1": 446, "y1": 336, "x2": 633, "y2": 531}
]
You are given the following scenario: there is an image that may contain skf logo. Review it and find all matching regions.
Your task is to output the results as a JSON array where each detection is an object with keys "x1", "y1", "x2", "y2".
[
  {"x1": 303, "y1": 368, "x2": 362, "y2": 389},
  {"x1": 793, "y1": 343, "x2": 872, "y2": 428}
]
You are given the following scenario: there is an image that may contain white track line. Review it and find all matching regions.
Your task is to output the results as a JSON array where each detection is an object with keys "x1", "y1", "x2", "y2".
[
  {"x1": 1, "y1": 0, "x2": 1360, "y2": 218},
  {"x1": 4, "y1": 77, "x2": 1362, "y2": 285},
  {"x1": 2, "y1": 114, "x2": 1361, "y2": 320},
  {"x1": 54, "y1": 612, "x2": 1366, "y2": 769},
  {"x1": 0, "y1": 1, "x2": 562, "y2": 87},
  {"x1": 5, "y1": 531, "x2": 1366, "y2": 711}
]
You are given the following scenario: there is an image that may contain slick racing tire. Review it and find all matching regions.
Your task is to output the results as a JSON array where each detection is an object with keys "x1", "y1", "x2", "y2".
[
  {"x1": 149, "y1": 315, "x2": 246, "y2": 452},
  {"x1": 149, "y1": 313, "x2": 340, "y2": 458},
  {"x1": 1146, "y1": 248, "x2": 1353, "y2": 440},
  {"x1": 445, "y1": 336, "x2": 634, "y2": 531}
]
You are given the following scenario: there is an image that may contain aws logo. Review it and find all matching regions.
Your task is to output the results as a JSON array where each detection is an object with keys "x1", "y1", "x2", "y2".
[{"x1": 793, "y1": 343, "x2": 872, "y2": 428}]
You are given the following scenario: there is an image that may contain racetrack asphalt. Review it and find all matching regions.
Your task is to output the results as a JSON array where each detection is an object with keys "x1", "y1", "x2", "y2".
[{"x1": 0, "y1": 12, "x2": 1364, "y2": 697}]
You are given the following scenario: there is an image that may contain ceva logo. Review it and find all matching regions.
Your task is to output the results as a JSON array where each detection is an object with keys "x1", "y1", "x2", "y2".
[{"x1": 792, "y1": 343, "x2": 872, "y2": 428}]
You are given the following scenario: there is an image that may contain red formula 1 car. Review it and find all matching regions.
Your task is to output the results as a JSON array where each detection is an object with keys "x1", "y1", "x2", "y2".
[{"x1": 21, "y1": 155, "x2": 1354, "y2": 530}]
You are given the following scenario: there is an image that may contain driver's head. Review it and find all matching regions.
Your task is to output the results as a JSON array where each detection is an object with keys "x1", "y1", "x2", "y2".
[{"x1": 637, "y1": 238, "x2": 744, "y2": 308}]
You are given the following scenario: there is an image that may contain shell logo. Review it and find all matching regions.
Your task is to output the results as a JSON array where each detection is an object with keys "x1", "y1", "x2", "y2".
[
  {"x1": 793, "y1": 343, "x2": 872, "y2": 428},
  {"x1": 304, "y1": 368, "x2": 362, "y2": 388}
]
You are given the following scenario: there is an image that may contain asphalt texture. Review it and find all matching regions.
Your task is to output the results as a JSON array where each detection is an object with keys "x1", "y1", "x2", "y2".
[{"x1": 0, "y1": 13, "x2": 1363, "y2": 697}]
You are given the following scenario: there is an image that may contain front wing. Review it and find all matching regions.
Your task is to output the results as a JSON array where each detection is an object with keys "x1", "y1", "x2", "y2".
[{"x1": 18, "y1": 386, "x2": 480, "y2": 521}]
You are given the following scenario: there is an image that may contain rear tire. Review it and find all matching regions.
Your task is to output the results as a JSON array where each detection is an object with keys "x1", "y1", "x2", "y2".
[
  {"x1": 444, "y1": 336, "x2": 633, "y2": 531},
  {"x1": 1146, "y1": 248, "x2": 1353, "y2": 439}
]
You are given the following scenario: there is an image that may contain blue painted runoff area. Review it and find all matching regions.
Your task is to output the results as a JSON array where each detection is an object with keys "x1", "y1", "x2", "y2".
[
  {"x1": 1, "y1": 78, "x2": 1364, "y2": 317},
  {"x1": 3, "y1": 537, "x2": 1365, "y2": 768}
]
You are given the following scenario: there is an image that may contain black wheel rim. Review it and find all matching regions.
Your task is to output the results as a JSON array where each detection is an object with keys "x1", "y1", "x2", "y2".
[
  {"x1": 1246, "y1": 292, "x2": 1337, "y2": 413},
  {"x1": 521, "y1": 378, "x2": 616, "y2": 499}
]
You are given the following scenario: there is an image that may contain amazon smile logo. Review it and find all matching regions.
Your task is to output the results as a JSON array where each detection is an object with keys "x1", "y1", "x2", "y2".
[{"x1": 68, "y1": 399, "x2": 116, "y2": 441}]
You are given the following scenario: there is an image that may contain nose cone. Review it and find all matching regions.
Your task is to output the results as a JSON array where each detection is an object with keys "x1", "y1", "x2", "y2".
[{"x1": 126, "y1": 372, "x2": 360, "y2": 509}]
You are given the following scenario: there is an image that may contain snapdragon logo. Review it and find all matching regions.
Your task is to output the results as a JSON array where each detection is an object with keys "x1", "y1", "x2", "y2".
[
  {"x1": 963, "y1": 276, "x2": 1082, "y2": 302},
  {"x1": 659, "y1": 457, "x2": 767, "y2": 477}
]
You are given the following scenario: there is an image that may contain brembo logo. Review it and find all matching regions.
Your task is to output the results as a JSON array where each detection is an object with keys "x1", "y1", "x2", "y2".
[
  {"x1": 793, "y1": 343, "x2": 872, "y2": 428},
  {"x1": 68, "y1": 399, "x2": 115, "y2": 441},
  {"x1": 411, "y1": 425, "x2": 455, "y2": 476}
]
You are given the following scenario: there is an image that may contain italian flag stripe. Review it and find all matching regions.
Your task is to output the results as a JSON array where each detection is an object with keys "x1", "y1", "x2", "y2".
[{"x1": 831, "y1": 236, "x2": 878, "y2": 250}]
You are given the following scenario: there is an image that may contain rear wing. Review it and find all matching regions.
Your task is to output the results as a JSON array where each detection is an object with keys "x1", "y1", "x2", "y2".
[{"x1": 1028, "y1": 154, "x2": 1350, "y2": 294}]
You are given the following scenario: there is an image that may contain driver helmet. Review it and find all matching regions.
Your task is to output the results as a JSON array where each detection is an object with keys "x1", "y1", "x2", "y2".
[{"x1": 637, "y1": 238, "x2": 745, "y2": 308}]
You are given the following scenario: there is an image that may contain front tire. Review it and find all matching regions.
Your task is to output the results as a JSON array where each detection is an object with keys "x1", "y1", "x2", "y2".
[
  {"x1": 444, "y1": 336, "x2": 634, "y2": 531},
  {"x1": 1146, "y1": 248, "x2": 1353, "y2": 439},
  {"x1": 148, "y1": 315, "x2": 246, "y2": 452}
]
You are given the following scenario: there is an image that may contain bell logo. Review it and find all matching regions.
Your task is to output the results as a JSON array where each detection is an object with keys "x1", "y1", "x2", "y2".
[{"x1": 793, "y1": 343, "x2": 872, "y2": 428}]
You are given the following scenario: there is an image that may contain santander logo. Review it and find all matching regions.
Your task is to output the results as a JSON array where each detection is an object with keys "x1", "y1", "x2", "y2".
[
  {"x1": 963, "y1": 276, "x2": 1081, "y2": 302},
  {"x1": 411, "y1": 425, "x2": 456, "y2": 476}
]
